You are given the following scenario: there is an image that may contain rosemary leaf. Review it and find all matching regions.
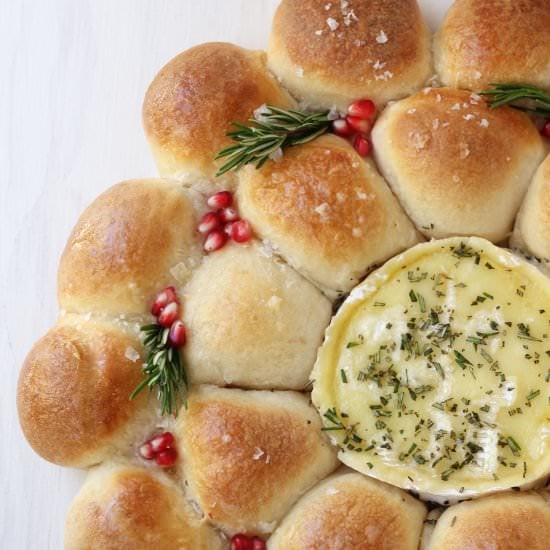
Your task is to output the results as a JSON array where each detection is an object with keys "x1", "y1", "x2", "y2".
[
  {"x1": 130, "y1": 323, "x2": 188, "y2": 416},
  {"x1": 481, "y1": 83, "x2": 550, "y2": 117},
  {"x1": 215, "y1": 105, "x2": 332, "y2": 176}
]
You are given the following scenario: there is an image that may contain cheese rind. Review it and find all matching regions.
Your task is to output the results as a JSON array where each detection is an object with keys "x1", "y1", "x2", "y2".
[{"x1": 312, "y1": 237, "x2": 550, "y2": 501}]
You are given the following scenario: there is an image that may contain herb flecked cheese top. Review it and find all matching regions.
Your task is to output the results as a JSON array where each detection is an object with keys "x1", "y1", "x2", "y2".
[{"x1": 312, "y1": 237, "x2": 550, "y2": 502}]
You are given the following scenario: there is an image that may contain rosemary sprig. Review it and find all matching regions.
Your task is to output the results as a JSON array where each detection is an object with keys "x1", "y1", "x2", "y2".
[
  {"x1": 215, "y1": 105, "x2": 332, "y2": 176},
  {"x1": 130, "y1": 323, "x2": 188, "y2": 415},
  {"x1": 481, "y1": 83, "x2": 550, "y2": 117}
]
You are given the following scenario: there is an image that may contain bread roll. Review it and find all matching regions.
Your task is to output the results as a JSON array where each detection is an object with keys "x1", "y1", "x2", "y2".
[
  {"x1": 175, "y1": 385, "x2": 338, "y2": 535},
  {"x1": 512, "y1": 153, "x2": 550, "y2": 264},
  {"x1": 425, "y1": 492, "x2": 550, "y2": 550},
  {"x1": 143, "y1": 42, "x2": 293, "y2": 190},
  {"x1": 17, "y1": 317, "x2": 155, "y2": 467},
  {"x1": 371, "y1": 87, "x2": 545, "y2": 241},
  {"x1": 183, "y1": 243, "x2": 332, "y2": 390},
  {"x1": 269, "y1": 469, "x2": 427, "y2": 550},
  {"x1": 434, "y1": 0, "x2": 550, "y2": 92},
  {"x1": 58, "y1": 179, "x2": 200, "y2": 316},
  {"x1": 238, "y1": 134, "x2": 421, "y2": 296},
  {"x1": 65, "y1": 461, "x2": 224, "y2": 550},
  {"x1": 267, "y1": 0, "x2": 432, "y2": 110}
]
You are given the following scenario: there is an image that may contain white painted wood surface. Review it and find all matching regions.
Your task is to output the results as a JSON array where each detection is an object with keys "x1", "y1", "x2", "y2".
[{"x1": 1, "y1": 1, "x2": 450, "y2": 548}]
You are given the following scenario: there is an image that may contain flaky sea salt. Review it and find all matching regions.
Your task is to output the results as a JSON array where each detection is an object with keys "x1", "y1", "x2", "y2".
[
  {"x1": 252, "y1": 447, "x2": 265, "y2": 460},
  {"x1": 376, "y1": 30, "x2": 388, "y2": 44},
  {"x1": 327, "y1": 17, "x2": 339, "y2": 31},
  {"x1": 124, "y1": 346, "x2": 140, "y2": 363}
]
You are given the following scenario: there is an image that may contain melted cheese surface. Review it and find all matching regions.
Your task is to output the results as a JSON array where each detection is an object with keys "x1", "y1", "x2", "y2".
[{"x1": 312, "y1": 237, "x2": 550, "y2": 501}]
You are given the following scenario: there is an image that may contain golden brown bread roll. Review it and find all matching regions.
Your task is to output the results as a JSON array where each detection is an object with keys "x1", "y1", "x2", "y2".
[
  {"x1": 65, "y1": 461, "x2": 224, "y2": 550},
  {"x1": 512, "y1": 152, "x2": 550, "y2": 264},
  {"x1": 58, "y1": 179, "x2": 200, "y2": 316},
  {"x1": 17, "y1": 316, "x2": 156, "y2": 468},
  {"x1": 175, "y1": 385, "x2": 338, "y2": 536},
  {"x1": 267, "y1": 0, "x2": 432, "y2": 110},
  {"x1": 371, "y1": 87, "x2": 545, "y2": 241},
  {"x1": 425, "y1": 491, "x2": 550, "y2": 550},
  {"x1": 268, "y1": 469, "x2": 427, "y2": 550},
  {"x1": 143, "y1": 42, "x2": 294, "y2": 190},
  {"x1": 183, "y1": 243, "x2": 332, "y2": 390},
  {"x1": 434, "y1": 0, "x2": 550, "y2": 92},
  {"x1": 237, "y1": 134, "x2": 421, "y2": 296}
]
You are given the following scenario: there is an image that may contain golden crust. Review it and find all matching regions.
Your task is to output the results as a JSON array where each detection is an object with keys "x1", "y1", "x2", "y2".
[
  {"x1": 426, "y1": 492, "x2": 550, "y2": 550},
  {"x1": 58, "y1": 179, "x2": 200, "y2": 316},
  {"x1": 513, "y1": 153, "x2": 550, "y2": 263},
  {"x1": 371, "y1": 87, "x2": 545, "y2": 241},
  {"x1": 269, "y1": 470, "x2": 427, "y2": 550},
  {"x1": 17, "y1": 318, "x2": 154, "y2": 467},
  {"x1": 238, "y1": 134, "x2": 420, "y2": 295},
  {"x1": 268, "y1": 0, "x2": 432, "y2": 109},
  {"x1": 143, "y1": 42, "x2": 294, "y2": 190},
  {"x1": 435, "y1": 0, "x2": 550, "y2": 91},
  {"x1": 176, "y1": 386, "x2": 338, "y2": 535},
  {"x1": 65, "y1": 462, "x2": 224, "y2": 550},
  {"x1": 183, "y1": 243, "x2": 332, "y2": 390}
]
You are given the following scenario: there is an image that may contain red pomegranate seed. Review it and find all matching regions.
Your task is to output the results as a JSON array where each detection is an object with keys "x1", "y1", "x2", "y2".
[
  {"x1": 157, "y1": 301, "x2": 179, "y2": 327},
  {"x1": 138, "y1": 442, "x2": 155, "y2": 460},
  {"x1": 150, "y1": 431, "x2": 175, "y2": 453},
  {"x1": 251, "y1": 537, "x2": 266, "y2": 550},
  {"x1": 231, "y1": 534, "x2": 253, "y2": 550},
  {"x1": 542, "y1": 121, "x2": 550, "y2": 138},
  {"x1": 348, "y1": 99, "x2": 376, "y2": 119},
  {"x1": 353, "y1": 134, "x2": 371, "y2": 157},
  {"x1": 204, "y1": 229, "x2": 228, "y2": 252},
  {"x1": 332, "y1": 118, "x2": 354, "y2": 137},
  {"x1": 231, "y1": 220, "x2": 251, "y2": 243},
  {"x1": 346, "y1": 115, "x2": 372, "y2": 134},
  {"x1": 155, "y1": 447, "x2": 178, "y2": 467},
  {"x1": 198, "y1": 211, "x2": 221, "y2": 234},
  {"x1": 207, "y1": 190, "x2": 233, "y2": 209},
  {"x1": 219, "y1": 206, "x2": 239, "y2": 223},
  {"x1": 151, "y1": 286, "x2": 178, "y2": 316},
  {"x1": 168, "y1": 320, "x2": 186, "y2": 347},
  {"x1": 224, "y1": 222, "x2": 234, "y2": 237}
]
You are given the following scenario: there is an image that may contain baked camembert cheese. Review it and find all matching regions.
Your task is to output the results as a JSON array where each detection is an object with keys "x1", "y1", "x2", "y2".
[{"x1": 312, "y1": 236, "x2": 550, "y2": 501}]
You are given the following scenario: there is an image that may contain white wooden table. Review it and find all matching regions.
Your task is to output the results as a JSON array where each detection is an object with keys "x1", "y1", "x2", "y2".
[{"x1": 0, "y1": 1, "x2": 449, "y2": 547}]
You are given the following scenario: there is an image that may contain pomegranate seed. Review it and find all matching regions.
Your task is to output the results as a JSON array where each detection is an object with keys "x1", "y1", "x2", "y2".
[
  {"x1": 353, "y1": 134, "x2": 371, "y2": 157},
  {"x1": 198, "y1": 211, "x2": 221, "y2": 234},
  {"x1": 542, "y1": 121, "x2": 550, "y2": 138},
  {"x1": 219, "y1": 206, "x2": 239, "y2": 223},
  {"x1": 331, "y1": 118, "x2": 354, "y2": 137},
  {"x1": 207, "y1": 190, "x2": 233, "y2": 209},
  {"x1": 204, "y1": 229, "x2": 228, "y2": 252},
  {"x1": 346, "y1": 115, "x2": 372, "y2": 134},
  {"x1": 231, "y1": 220, "x2": 251, "y2": 243},
  {"x1": 157, "y1": 302, "x2": 179, "y2": 328},
  {"x1": 251, "y1": 537, "x2": 266, "y2": 550},
  {"x1": 347, "y1": 99, "x2": 376, "y2": 119},
  {"x1": 150, "y1": 431, "x2": 175, "y2": 453},
  {"x1": 168, "y1": 320, "x2": 186, "y2": 347},
  {"x1": 231, "y1": 534, "x2": 253, "y2": 550},
  {"x1": 224, "y1": 222, "x2": 234, "y2": 237},
  {"x1": 155, "y1": 447, "x2": 178, "y2": 467},
  {"x1": 151, "y1": 286, "x2": 178, "y2": 316},
  {"x1": 138, "y1": 442, "x2": 155, "y2": 460}
]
